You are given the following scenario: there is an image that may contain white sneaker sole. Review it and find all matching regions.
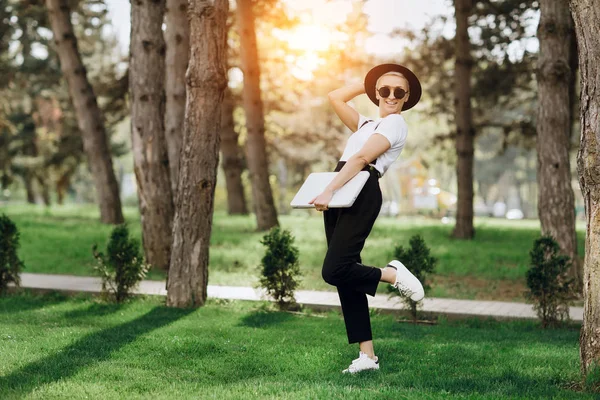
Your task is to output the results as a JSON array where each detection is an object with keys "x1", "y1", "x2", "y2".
[
  {"x1": 342, "y1": 363, "x2": 379, "y2": 374},
  {"x1": 388, "y1": 260, "x2": 425, "y2": 301}
]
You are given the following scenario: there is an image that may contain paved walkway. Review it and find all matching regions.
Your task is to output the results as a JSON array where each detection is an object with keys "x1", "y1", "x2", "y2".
[{"x1": 17, "y1": 273, "x2": 583, "y2": 322}]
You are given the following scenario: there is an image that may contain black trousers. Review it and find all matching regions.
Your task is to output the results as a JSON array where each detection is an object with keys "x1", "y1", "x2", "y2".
[{"x1": 322, "y1": 162, "x2": 383, "y2": 344}]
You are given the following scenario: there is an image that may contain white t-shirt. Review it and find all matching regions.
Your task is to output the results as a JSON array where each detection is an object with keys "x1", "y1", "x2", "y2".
[{"x1": 339, "y1": 113, "x2": 408, "y2": 176}]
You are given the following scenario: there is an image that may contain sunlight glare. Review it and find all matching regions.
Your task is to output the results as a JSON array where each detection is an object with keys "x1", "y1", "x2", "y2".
[
  {"x1": 290, "y1": 53, "x2": 325, "y2": 81},
  {"x1": 286, "y1": 25, "x2": 331, "y2": 52},
  {"x1": 276, "y1": 24, "x2": 338, "y2": 80}
]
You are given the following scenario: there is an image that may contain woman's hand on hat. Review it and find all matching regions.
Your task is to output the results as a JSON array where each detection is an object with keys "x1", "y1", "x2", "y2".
[{"x1": 309, "y1": 189, "x2": 334, "y2": 212}]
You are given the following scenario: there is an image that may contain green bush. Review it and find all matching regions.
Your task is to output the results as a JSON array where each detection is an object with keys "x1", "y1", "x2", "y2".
[
  {"x1": 0, "y1": 214, "x2": 25, "y2": 294},
  {"x1": 92, "y1": 224, "x2": 150, "y2": 303},
  {"x1": 526, "y1": 236, "x2": 573, "y2": 328},
  {"x1": 387, "y1": 234, "x2": 437, "y2": 322},
  {"x1": 258, "y1": 227, "x2": 301, "y2": 310}
]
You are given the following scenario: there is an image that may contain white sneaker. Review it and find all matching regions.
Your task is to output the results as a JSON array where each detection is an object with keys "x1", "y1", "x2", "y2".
[
  {"x1": 387, "y1": 260, "x2": 425, "y2": 301},
  {"x1": 342, "y1": 352, "x2": 379, "y2": 374}
]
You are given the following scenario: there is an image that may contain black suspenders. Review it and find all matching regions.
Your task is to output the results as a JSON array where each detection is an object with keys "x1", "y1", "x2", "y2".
[
  {"x1": 358, "y1": 119, "x2": 381, "y2": 131},
  {"x1": 359, "y1": 119, "x2": 372, "y2": 130}
]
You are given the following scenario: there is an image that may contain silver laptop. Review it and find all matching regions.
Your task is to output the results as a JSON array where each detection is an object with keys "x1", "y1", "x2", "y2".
[{"x1": 290, "y1": 171, "x2": 370, "y2": 209}]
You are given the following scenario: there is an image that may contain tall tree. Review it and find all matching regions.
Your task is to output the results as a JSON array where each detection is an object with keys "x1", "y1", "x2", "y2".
[
  {"x1": 130, "y1": 0, "x2": 174, "y2": 271},
  {"x1": 164, "y1": 0, "x2": 190, "y2": 198},
  {"x1": 452, "y1": 0, "x2": 475, "y2": 239},
  {"x1": 220, "y1": 87, "x2": 249, "y2": 214},
  {"x1": 2, "y1": 1, "x2": 128, "y2": 208},
  {"x1": 236, "y1": 0, "x2": 278, "y2": 231},
  {"x1": 45, "y1": 0, "x2": 124, "y2": 224},
  {"x1": 167, "y1": 0, "x2": 229, "y2": 308},
  {"x1": 569, "y1": 0, "x2": 600, "y2": 381},
  {"x1": 401, "y1": 1, "x2": 539, "y2": 232},
  {"x1": 536, "y1": 0, "x2": 580, "y2": 287}
]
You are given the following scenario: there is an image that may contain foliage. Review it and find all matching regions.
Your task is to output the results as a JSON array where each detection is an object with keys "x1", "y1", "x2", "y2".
[
  {"x1": 525, "y1": 236, "x2": 573, "y2": 328},
  {"x1": 0, "y1": 214, "x2": 25, "y2": 294},
  {"x1": 92, "y1": 224, "x2": 149, "y2": 303},
  {"x1": 258, "y1": 226, "x2": 301, "y2": 310},
  {"x1": 387, "y1": 234, "x2": 437, "y2": 321},
  {"x1": 396, "y1": 0, "x2": 540, "y2": 170},
  {"x1": 0, "y1": 0, "x2": 127, "y2": 204}
]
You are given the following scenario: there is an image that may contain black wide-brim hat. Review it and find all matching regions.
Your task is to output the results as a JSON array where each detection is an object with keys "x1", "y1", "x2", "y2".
[{"x1": 364, "y1": 63, "x2": 422, "y2": 111}]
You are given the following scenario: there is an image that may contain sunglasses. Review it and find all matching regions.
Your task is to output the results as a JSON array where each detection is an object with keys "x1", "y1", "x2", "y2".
[{"x1": 377, "y1": 86, "x2": 408, "y2": 100}]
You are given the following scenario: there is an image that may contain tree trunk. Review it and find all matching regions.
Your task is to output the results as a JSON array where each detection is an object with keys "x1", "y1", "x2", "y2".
[
  {"x1": 56, "y1": 165, "x2": 76, "y2": 205},
  {"x1": 220, "y1": 87, "x2": 248, "y2": 215},
  {"x1": 45, "y1": 0, "x2": 124, "y2": 224},
  {"x1": 452, "y1": 0, "x2": 475, "y2": 239},
  {"x1": 570, "y1": 0, "x2": 600, "y2": 379},
  {"x1": 23, "y1": 172, "x2": 36, "y2": 204},
  {"x1": 166, "y1": 0, "x2": 229, "y2": 308},
  {"x1": 164, "y1": 0, "x2": 190, "y2": 199},
  {"x1": 536, "y1": 0, "x2": 580, "y2": 288},
  {"x1": 277, "y1": 158, "x2": 289, "y2": 215},
  {"x1": 236, "y1": 0, "x2": 278, "y2": 231},
  {"x1": 37, "y1": 175, "x2": 51, "y2": 206},
  {"x1": 56, "y1": 175, "x2": 67, "y2": 205},
  {"x1": 130, "y1": 0, "x2": 174, "y2": 271}
]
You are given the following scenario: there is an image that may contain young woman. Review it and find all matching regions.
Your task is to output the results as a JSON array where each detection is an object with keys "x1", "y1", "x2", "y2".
[{"x1": 309, "y1": 64, "x2": 425, "y2": 374}]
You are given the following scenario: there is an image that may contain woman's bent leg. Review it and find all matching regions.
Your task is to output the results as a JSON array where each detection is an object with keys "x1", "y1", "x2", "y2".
[{"x1": 321, "y1": 171, "x2": 383, "y2": 344}]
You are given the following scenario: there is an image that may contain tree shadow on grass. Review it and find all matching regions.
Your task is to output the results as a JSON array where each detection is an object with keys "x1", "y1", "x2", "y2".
[
  {"x1": 0, "y1": 290, "x2": 68, "y2": 315},
  {"x1": 238, "y1": 309, "x2": 295, "y2": 328},
  {"x1": 0, "y1": 305, "x2": 194, "y2": 398},
  {"x1": 62, "y1": 301, "x2": 125, "y2": 319}
]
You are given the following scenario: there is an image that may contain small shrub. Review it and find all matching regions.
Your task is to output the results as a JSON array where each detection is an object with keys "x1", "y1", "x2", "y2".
[
  {"x1": 387, "y1": 234, "x2": 437, "y2": 322},
  {"x1": 526, "y1": 236, "x2": 573, "y2": 328},
  {"x1": 92, "y1": 224, "x2": 149, "y2": 303},
  {"x1": 258, "y1": 227, "x2": 301, "y2": 311},
  {"x1": 0, "y1": 214, "x2": 25, "y2": 294}
]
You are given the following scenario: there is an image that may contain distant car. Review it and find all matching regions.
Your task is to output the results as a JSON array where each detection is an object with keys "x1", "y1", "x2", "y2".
[{"x1": 505, "y1": 209, "x2": 524, "y2": 220}]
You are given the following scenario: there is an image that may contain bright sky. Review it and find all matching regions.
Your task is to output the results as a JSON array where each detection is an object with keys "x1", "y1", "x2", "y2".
[{"x1": 104, "y1": 0, "x2": 452, "y2": 56}]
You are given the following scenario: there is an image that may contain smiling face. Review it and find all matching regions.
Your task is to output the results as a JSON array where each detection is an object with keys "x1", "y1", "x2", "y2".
[{"x1": 375, "y1": 72, "x2": 410, "y2": 117}]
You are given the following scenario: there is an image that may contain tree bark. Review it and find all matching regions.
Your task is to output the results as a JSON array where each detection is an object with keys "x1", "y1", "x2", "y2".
[
  {"x1": 164, "y1": 0, "x2": 190, "y2": 199},
  {"x1": 130, "y1": 0, "x2": 174, "y2": 271},
  {"x1": 570, "y1": 0, "x2": 600, "y2": 379},
  {"x1": 45, "y1": 0, "x2": 124, "y2": 224},
  {"x1": 220, "y1": 87, "x2": 248, "y2": 215},
  {"x1": 166, "y1": 0, "x2": 229, "y2": 308},
  {"x1": 536, "y1": 0, "x2": 580, "y2": 288},
  {"x1": 236, "y1": 0, "x2": 279, "y2": 231},
  {"x1": 452, "y1": 0, "x2": 475, "y2": 239}
]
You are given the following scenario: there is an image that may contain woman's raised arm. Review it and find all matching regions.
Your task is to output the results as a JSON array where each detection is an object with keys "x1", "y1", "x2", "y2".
[{"x1": 327, "y1": 82, "x2": 365, "y2": 132}]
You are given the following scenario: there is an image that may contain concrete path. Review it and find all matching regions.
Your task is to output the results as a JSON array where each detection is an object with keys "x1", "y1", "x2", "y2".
[{"x1": 17, "y1": 273, "x2": 583, "y2": 322}]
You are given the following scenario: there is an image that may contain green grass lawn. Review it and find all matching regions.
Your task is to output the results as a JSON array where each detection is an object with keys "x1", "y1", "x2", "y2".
[
  {"x1": 2, "y1": 203, "x2": 586, "y2": 301},
  {"x1": 0, "y1": 291, "x2": 593, "y2": 399}
]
